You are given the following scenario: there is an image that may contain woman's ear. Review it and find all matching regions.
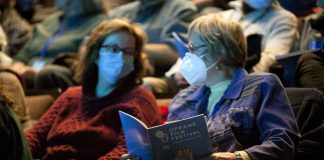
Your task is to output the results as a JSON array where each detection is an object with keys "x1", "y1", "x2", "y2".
[{"x1": 217, "y1": 56, "x2": 228, "y2": 70}]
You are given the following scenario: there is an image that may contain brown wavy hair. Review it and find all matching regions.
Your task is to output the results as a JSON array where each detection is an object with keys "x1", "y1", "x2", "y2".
[{"x1": 74, "y1": 19, "x2": 147, "y2": 86}]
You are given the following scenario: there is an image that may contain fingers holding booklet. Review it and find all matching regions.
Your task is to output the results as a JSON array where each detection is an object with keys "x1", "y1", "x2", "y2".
[{"x1": 119, "y1": 111, "x2": 212, "y2": 160}]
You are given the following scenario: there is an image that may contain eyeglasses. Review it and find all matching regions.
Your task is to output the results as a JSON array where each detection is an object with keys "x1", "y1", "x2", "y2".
[
  {"x1": 186, "y1": 44, "x2": 207, "y2": 54},
  {"x1": 100, "y1": 44, "x2": 135, "y2": 56}
]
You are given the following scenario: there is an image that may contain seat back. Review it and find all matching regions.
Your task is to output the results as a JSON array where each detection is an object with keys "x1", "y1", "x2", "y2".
[{"x1": 285, "y1": 88, "x2": 324, "y2": 160}]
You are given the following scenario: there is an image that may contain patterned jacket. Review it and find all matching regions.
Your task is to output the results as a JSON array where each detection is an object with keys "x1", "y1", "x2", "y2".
[{"x1": 168, "y1": 68, "x2": 300, "y2": 160}]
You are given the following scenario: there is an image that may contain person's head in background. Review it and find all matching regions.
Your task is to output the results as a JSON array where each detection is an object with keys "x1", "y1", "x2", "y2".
[
  {"x1": 74, "y1": 19, "x2": 147, "y2": 97},
  {"x1": 180, "y1": 13, "x2": 247, "y2": 87},
  {"x1": 55, "y1": 0, "x2": 109, "y2": 17}
]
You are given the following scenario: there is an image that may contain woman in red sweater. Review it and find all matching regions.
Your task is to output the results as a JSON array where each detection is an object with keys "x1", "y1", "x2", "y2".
[{"x1": 25, "y1": 19, "x2": 162, "y2": 160}]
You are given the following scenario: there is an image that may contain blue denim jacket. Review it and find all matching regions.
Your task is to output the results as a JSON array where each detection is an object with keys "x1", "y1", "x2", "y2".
[{"x1": 167, "y1": 68, "x2": 300, "y2": 160}]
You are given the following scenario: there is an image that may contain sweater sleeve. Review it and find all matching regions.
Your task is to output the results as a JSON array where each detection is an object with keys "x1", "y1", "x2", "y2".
[
  {"x1": 132, "y1": 88, "x2": 162, "y2": 127},
  {"x1": 24, "y1": 91, "x2": 67, "y2": 158},
  {"x1": 97, "y1": 104, "x2": 143, "y2": 160},
  {"x1": 99, "y1": 87, "x2": 161, "y2": 159},
  {"x1": 245, "y1": 74, "x2": 300, "y2": 160},
  {"x1": 98, "y1": 129, "x2": 128, "y2": 160}
]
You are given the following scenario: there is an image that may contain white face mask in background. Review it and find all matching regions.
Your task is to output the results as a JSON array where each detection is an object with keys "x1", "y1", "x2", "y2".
[
  {"x1": 179, "y1": 52, "x2": 216, "y2": 86},
  {"x1": 243, "y1": 0, "x2": 274, "y2": 9},
  {"x1": 97, "y1": 51, "x2": 134, "y2": 86}
]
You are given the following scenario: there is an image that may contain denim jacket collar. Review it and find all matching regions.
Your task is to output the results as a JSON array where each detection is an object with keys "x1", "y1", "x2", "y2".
[{"x1": 223, "y1": 67, "x2": 247, "y2": 99}]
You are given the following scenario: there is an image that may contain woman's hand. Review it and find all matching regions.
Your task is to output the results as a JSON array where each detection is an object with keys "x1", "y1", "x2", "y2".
[
  {"x1": 120, "y1": 154, "x2": 140, "y2": 160},
  {"x1": 199, "y1": 152, "x2": 236, "y2": 160}
]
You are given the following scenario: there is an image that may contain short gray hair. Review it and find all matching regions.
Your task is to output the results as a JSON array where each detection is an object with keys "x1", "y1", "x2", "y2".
[{"x1": 189, "y1": 13, "x2": 247, "y2": 68}]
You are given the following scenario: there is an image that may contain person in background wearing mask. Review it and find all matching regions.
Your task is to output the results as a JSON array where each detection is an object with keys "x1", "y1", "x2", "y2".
[
  {"x1": 108, "y1": 0, "x2": 197, "y2": 76},
  {"x1": 221, "y1": 0, "x2": 298, "y2": 72},
  {"x1": 25, "y1": 19, "x2": 162, "y2": 159},
  {"x1": 11, "y1": 0, "x2": 106, "y2": 90},
  {"x1": 167, "y1": 14, "x2": 299, "y2": 160}
]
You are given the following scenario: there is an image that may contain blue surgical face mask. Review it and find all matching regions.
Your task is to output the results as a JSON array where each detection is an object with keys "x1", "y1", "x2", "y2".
[
  {"x1": 97, "y1": 51, "x2": 134, "y2": 86},
  {"x1": 243, "y1": 0, "x2": 274, "y2": 9}
]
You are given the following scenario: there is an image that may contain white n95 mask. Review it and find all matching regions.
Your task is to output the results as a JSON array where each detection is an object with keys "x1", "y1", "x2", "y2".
[
  {"x1": 97, "y1": 52, "x2": 134, "y2": 85},
  {"x1": 179, "y1": 52, "x2": 215, "y2": 86}
]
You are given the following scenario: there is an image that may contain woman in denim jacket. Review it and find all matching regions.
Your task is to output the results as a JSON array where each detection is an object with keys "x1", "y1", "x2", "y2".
[{"x1": 167, "y1": 13, "x2": 300, "y2": 160}]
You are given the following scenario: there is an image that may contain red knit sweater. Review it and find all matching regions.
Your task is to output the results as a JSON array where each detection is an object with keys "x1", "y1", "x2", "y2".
[{"x1": 25, "y1": 86, "x2": 161, "y2": 160}]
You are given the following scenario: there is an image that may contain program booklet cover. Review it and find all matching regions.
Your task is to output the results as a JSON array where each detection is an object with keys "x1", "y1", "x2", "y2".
[{"x1": 119, "y1": 111, "x2": 212, "y2": 160}]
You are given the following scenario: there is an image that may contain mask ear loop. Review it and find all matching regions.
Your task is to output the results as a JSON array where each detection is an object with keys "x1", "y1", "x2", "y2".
[
  {"x1": 215, "y1": 64, "x2": 219, "y2": 71},
  {"x1": 206, "y1": 59, "x2": 220, "y2": 71}
]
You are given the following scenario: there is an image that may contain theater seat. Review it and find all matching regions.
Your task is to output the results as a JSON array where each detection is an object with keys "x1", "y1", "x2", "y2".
[
  {"x1": 285, "y1": 88, "x2": 324, "y2": 160},
  {"x1": 25, "y1": 95, "x2": 54, "y2": 120}
]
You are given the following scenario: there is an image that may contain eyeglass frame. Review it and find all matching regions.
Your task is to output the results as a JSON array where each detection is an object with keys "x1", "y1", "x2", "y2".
[
  {"x1": 100, "y1": 44, "x2": 136, "y2": 56},
  {"x1": 186, "y1": 43, "x2": 207, "y2": 55}
]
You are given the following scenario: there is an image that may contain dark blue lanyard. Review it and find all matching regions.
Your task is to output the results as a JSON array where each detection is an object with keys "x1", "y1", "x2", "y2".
[{"x1": 40, "y1": 26, "x2": 67, "y2": 58}]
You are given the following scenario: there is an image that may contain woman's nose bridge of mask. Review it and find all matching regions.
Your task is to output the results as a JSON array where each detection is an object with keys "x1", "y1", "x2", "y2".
[{"x1": 187, "y1": 44, "x2": 221, "y2": 68}]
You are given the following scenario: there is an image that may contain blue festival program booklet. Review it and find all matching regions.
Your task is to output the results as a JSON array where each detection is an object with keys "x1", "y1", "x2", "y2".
[{"x1": 119, "y1": 111, "x2": 212, "y2": 160}]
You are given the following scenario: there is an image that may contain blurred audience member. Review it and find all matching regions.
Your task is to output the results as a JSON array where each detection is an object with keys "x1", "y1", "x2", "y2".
[
  {"x1": 296, "y1": 0, "x2": 324, "y2": 93},
  {"x1": 299, "y1": 0, "x2": 324, "y2": 50},
  {"x1": 221, "y1": 0, "x2": 298, "y2": 72},
  {"x1": 25, "y1": 19, "x2": 161, "y2": 159},
  {"x1": 0, "y1": 26, "x2": 12, "y2": 65},
  {"x1": 14, "y1": 0, "x2": 36, "y2": 22},
  {"x1": 107, "y1": 0, "x2": 135, "y2": 9},
  {"x1": 142, "y1": 58, "x2": 189, "y2": 98},
  {"x1": 12, "y1": 0, "x2": 107, "y2": 90},
  {"x1": 0, "y1": 87, "x2": 32, "y2": 160},
  {"x1": 1, "y1": 24, "x2": 30, "y2": 128},
  {"x1": 108, "y1": 0, "x2": 197, "y2": 76},
  {"x1": 193, "y1": 0, "x2": 233, "y2": 11},
  {"x1": 278, "y1": 0, "x2": 317, "y2": 17},
  {"x1": 0, "y1": 69, "x2": 29, "y2": 123},
  {"x1": 0, "y1": 0, "x2": 32, "y2": 57}
]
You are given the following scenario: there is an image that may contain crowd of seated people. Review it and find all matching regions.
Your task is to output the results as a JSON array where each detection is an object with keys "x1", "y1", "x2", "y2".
[
  {"x1": 11, "y1": 0, "x2": 107, "y2": 90},
  {"x1": 141, "y1": 0, "x2": 299, "y2": 99},
  {"x1": 0, "y1": 0, "x2": 323, "y2": 159}
]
